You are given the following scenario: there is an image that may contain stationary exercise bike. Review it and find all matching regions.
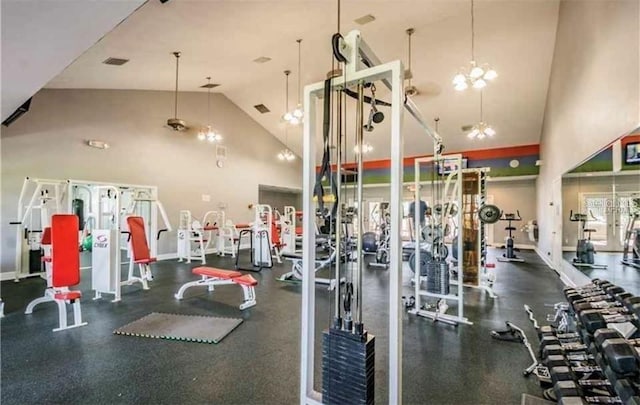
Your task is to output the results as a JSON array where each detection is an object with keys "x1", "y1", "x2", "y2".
[
  {"x1": 497, "y1": 210, "x2": 525, "y2": 262},
  {"x1": 569, "y1": 210, "x2": 607, "y2": 269},
  {"x1": 622, "y1": 199, "x2": 640, "y2": 269}
]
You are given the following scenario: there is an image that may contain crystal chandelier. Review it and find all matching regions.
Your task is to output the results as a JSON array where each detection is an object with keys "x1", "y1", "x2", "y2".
[
  {"x1": 354, "y1": 142, "x2": 373, "y2": 154},
  {"x1": 197, "y1": 77, "x2": 223, "y2": 143},
  {"x1": 282, "y1": 39, "x2": 304, "y2": 125},
  {"x1": 468, "y1": 91, "x2": 495, "y2": 139},
  {"x1": 277, "y1": 149, "x2": 296, "y2": 161},
  {"x1": 452, "y1": 0, "x2": 497, "y2": 91}
]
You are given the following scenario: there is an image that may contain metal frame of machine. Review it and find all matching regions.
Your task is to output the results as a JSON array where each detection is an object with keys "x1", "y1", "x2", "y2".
[
  {"x1": 409, "y1": 155, "x2": 470, "y2": 325},
  {"x1": 299, "y1": 29, "x2": 442, "y2": 405}
]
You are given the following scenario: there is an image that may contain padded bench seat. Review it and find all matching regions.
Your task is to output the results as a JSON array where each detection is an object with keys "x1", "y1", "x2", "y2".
[
  {"x1": 176, "y1": 267, "x2": 257, "y2": 310},
  {"x1": 54, "y1": 291, "x2": 82, "y2": 301},
  {"x1": 193, "y1": 267, "x2": 242, "y2": 279}
]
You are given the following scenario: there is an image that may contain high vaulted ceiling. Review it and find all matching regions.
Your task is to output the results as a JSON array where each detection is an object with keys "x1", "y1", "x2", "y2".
[{"x1": 46, "y1": 0, "x2": 560, "y2": 159}]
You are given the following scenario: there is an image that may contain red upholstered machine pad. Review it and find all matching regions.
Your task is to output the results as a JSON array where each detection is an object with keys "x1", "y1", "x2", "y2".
[
  {"x1": 234, "y1": 274, "x2": 258, "y2": 287},
  {"x1": 54, "y1": 291, "x2": 82, "y2": 300},
  {"x1": 192, "y1": 267, "x2": 242, "y2": 279},
  {"x1": 127, "y1": 216, "x2": 154, "y2": 262},
  {"x1": 135, "y1": 258, "x2": 157, "y2": 265},
  {"x1": 51, "y1": 215, "x2": 80, "y2": 288}
]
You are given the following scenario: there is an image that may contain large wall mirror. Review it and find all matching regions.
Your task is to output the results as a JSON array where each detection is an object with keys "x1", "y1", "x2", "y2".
[{"x1": 561, "y1": 129, "x2": 640, "y2": 293}]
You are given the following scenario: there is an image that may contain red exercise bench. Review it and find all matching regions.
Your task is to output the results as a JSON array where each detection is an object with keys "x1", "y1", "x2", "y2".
[
  {"x1": 126, "y1": 216, "x2": 156, "y2": 287},
  {"x1": 174, "y1": 267, "x2": 258, "y2": 310},
  {"x1": 24, "y1": 215, "x2": 88, "y2": 332}
]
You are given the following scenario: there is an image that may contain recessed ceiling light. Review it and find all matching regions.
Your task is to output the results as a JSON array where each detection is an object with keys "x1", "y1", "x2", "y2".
[
  {"x1": 254, "y1": 104, "x2": 270, "y2": 114},
  {"x1": 253, "y1": 56, "x2": 271, "y2": 64},
  {"x1": 354, "y1": 14, "x2": 376, "y2": 25},
  {"x1": 102, "y1": 57, "x2": 129, "y2": 66}
]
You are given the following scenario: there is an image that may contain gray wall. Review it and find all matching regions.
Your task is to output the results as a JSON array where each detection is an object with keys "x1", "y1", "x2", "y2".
[
  {"x1": 1, "y1": 88, "x2": 302, "y2": 273},
  {"x1": 487, "y1": 179, "x2": 537, "y2": 246},
  {"x1": 562, "y1": 174, "x2": 640, "y2": 249},
  {"x1": 258, "y1": 187, "x2": 302, "y2": 214},
  {"x1": 536, "y1": 0, "x2": 639, "y2": 275}
]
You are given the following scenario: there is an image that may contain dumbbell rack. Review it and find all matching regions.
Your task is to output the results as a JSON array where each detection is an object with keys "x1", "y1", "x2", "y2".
[{"x1": 524, "y1": 279, "x2": 640, "y2": 404}]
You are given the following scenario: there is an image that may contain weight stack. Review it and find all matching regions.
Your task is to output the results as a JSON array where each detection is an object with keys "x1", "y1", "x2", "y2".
[
  {"x1": 426, "y1": 260, "x2": 449, "y2": 295},
  {"x1": 322, "y1": 327, "x2": 375, "y2": 405}
]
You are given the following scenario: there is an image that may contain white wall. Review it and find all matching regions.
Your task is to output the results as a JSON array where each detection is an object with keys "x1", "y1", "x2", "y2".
[
  {"x1": 536, "y1": 0, "x2": 640, "y2": 281},
  {"x1": 0, "y1": 89, "x2": 302, "y2": 273},
  {"x1": 1, "y1": 0, "x2": 144, "y2": 121}
]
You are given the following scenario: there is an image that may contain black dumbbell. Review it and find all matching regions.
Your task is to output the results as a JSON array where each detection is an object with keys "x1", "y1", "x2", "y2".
[
  {"x1": 551, "y1": 365, "x2": 603, "y2": 384},
  {"x1": 601, "y1": 339, "x2": 639, "y2": 376}
]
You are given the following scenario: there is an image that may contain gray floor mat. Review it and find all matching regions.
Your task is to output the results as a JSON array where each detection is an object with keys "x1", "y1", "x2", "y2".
[{"x1": 113, "y1": 312, "x2": 243, "y2": 344}]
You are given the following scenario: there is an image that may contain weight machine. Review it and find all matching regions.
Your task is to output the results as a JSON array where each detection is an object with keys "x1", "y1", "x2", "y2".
[
  {"x1": 300, "y1": 29, "x2": 441, "y2": 405},
  {"x1": 177, "y1": 209, "x2": 225, "y2": 264},
  {"x1": 235, "y1": 204, "x2": 278, "y2": 271},
  {"x1": 622, "y1": 198, "x2": 640, "y2": 269},
  {"x1": 497, "y1": 210, "x2": 526, "y2": 263},
  {"x1": 569, "y1": 210, "x2": 607, "y2": 269},
  {"x1": 11, "y1": 177, "x2": 67, "y2": 281},
  {"x1": 410, "y1": 155, "x2": 470, "y2": 325}
]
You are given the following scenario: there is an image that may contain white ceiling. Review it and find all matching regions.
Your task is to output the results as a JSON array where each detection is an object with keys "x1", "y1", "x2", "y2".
[
  {"x1": 1, "y1": 0, "x2": 145, "y2": 121},
  {"x1": 45, "y1": 0, "x2": 560, "y2": 159}
]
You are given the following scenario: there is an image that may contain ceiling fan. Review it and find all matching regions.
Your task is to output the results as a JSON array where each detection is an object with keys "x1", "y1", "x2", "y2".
[{"x1": 167, "y1": 51, "x2": 187, "y2": 131}]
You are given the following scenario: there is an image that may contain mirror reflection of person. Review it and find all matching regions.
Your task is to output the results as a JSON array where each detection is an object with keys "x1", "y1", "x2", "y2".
[{"x1": 408, "y1": 199, "x2": 428, "y2": 227}]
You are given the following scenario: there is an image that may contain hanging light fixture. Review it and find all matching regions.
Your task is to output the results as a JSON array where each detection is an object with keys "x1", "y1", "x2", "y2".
[
  {"x1": 354, "y1": 143, "x2": 374, "y2": 154},
  {"x1": 452, "y1": 0, "x2": 498, "y2": 91},
  {"x1": 278, "y1": 70, "x2": 296, "y2": 162},
  {"x1": 197, "y1": 77, "x2": 223, "y2": 143},
  {"x1": 167, "y1": 51, "x2": 187, "y2": 131},
  {"x1": 405, "y1": 28, "x2": 418, "y2": 97},
  {"x1": 283, "y1": 39, "x2": 304, "y2": 125},
  {"x1": 467, "y1": 91, "x2": 496, "y2": 139}
]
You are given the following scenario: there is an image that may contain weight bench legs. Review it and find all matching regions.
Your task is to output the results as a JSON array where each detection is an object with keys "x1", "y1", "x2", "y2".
[
  {"x1": 174, "y1": 278, "x2": 208, "y2": 300},
  {"x1": 239, "y1": 285, "x2": 256, "y2": 310},
  {"x1": 53, "y1": 298, "x2": 88, "y2": 332}
]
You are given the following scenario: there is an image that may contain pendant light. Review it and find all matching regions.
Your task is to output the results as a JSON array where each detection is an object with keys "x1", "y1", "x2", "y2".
[
  {"x1": 283, "y1": 39, "x2": 304, "y2": 125},
  {"x1": 278, "y1": 70, "x2": 296, "y2": 161},
  {"x1": 167, "y1": 51, "x2": 187, "y2": 131},
  {"x1": 197, "y1": 77, "x2": 223, "y2": 143},
  {"x1": 467, "y1": 91, "x2": 496, "y2": 139},
  {"x1": 405, "y1": 28, "x2": 418, "y2": 97},
  {"x1": 452, "y1": 0, "x2": 497, "y2": 91}
]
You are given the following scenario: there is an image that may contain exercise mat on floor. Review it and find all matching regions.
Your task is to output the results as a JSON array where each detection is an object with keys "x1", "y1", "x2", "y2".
[{"x1": 113, "y1": 312, "x2": 243, "y2": 344}]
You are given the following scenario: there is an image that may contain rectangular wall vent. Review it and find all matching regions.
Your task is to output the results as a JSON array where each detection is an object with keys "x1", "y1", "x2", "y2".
[
  {"x1": 253, "y1": 56, "x2": 271, "y2": 64},
  {"x1": 254, "y1": 104, "x2": 270, "y2": 114},
  {"x1": 103, "y1": 57, "x2": 129, "y2": 66},
  {"x1": 354, "y1": 14, "x2": 376, "y2": 25}
]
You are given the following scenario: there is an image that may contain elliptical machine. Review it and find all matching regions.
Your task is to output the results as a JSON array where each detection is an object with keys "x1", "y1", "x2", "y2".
[
  {"x1": 497, "y1": 210, "x2": 525, "y2": 263},
  {"x1": 569, "y1": 210, "x2": 607, "y2": 269}
]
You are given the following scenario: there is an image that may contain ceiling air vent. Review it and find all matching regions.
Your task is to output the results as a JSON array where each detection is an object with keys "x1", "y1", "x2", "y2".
[
  {"x1": 200, "y1": 82, "x2": 220, "y2": 89},
  {"x1": 103, "y1": 57, "x2": 129, "y2": 66},
  {"x1": 253, "y1": 56, "x2": 271, "y2": 64},
  {"x1": 254, "y1": 104, "x2": 270, "y2": 114},
  {"x1": 354, "y1": 14, "x2": 376, "y2": 25}
]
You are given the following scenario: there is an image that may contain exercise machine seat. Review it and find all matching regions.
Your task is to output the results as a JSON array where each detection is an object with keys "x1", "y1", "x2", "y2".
[
  {"x1": 127, "y1": 216, "x2": 156, "y2": 263},
  {"x1": 193, "y1": 267, "x2": 242, "y2": 279},
  {"x1": 54, "y1": 291, "x2": 82, "y2": 301},
  {"x1": 52, "y1": 215, "x2": 81, "y2": 288},
  {"x1": 25, "y1": 214, "x2": 87, "y2": 332}
]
